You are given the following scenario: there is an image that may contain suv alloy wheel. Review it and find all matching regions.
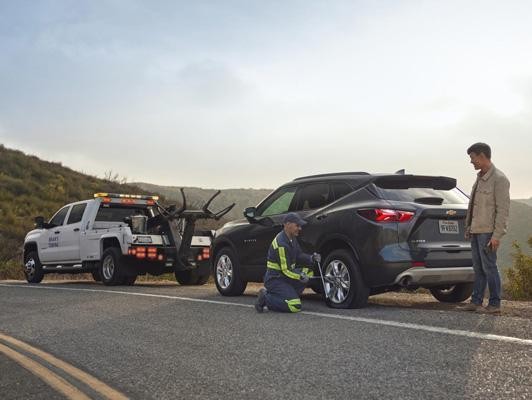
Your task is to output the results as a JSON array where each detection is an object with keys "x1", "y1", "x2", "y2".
[
  {"x1": 323, "y1": 250, "x2": 369, "y2": 309},
  {"x1": 214, "y1": 247, "x2": 247, "y2": 296}
]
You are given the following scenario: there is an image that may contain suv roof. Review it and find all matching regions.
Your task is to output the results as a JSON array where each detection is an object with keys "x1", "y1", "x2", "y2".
[{"x1": 287, "y1": 172, "x2": 457, "y2": 190}]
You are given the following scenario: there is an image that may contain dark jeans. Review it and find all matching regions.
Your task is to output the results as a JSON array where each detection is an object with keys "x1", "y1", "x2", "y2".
[{"x1": 471, "y1": 233, "x2": 501, "y2": 307}]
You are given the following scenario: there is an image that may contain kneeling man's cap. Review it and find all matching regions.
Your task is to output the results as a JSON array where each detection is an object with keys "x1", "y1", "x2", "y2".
[{"x1": 283, "y1": 212, "x2": 307, "y2": 226}]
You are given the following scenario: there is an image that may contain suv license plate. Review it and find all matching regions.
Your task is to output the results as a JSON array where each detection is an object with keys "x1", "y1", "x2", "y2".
[{"x1": 439, "y1": 220, "x2": 459, "y2": 234}]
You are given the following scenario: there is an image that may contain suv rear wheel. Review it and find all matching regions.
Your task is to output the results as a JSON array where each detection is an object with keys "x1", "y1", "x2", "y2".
[
  {"x1": 24, "y1": 251, "x2": 44, "y2": 284},
  {"x1": 430, "y1": 283, "x2": 473, "y2": 303},
  {"x1": 323, "y1": 249, "x2": 369, "y2": 309},
  {"x1": 214, "y1": 247, "x2": 247, "y2": 296}
]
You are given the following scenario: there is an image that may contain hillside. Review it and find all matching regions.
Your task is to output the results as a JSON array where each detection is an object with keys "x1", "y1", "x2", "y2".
[
  {"x1": 0, "y1": 145, "x2": 157, "y2": 277},
  {"x1": 1, "y1": 144, "x2": 530, "y2": 280},
  {"x1": 133, "y1": 182, "x2": 272, "y2": 222}
]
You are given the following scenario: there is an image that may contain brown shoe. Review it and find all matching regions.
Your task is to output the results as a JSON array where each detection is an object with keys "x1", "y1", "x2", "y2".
[
  {"x1": 460, "y1": 303, "x2": 482, "y2": 311},
  {"x1": 483, "y1": 305, "x2": 501, "y2": 315}
]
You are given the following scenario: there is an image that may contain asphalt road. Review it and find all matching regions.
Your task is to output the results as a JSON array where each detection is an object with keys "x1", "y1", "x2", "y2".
[{"x1": 1, "y1": 281, "x2": 531, "y2": 400}]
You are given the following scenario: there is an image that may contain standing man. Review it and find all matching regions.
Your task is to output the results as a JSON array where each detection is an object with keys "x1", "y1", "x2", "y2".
[
  {"x1": 255, "y1": 212, "x2": 321, "y2": 313},
  {"x1": 463, "y1": 142, "x2": 510, "y2": 314}
]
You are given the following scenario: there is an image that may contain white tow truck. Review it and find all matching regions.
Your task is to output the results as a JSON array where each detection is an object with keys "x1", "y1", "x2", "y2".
[{"x1": 23, "y1": 191, "x2": 233, "y2": 286}]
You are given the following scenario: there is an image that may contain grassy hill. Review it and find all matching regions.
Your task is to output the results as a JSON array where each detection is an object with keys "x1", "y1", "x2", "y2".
[
  {"x1": 1, "y1": 144, "x2": 530, "y2": 282},
  {"x1": 133, "y1": 182, "x2": 272, "y2": 222},
  {"x1": 0, "y1": 145, "x2": 159, "y2": 278}
]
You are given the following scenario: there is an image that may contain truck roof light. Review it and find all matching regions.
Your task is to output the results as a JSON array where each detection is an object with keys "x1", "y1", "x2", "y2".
[{"x1": 93, "y1": 193, "x2": 159, "y2": 201}]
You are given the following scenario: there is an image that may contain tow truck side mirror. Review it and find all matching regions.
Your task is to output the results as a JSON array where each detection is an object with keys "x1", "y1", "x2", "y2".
[{"x1": 34, "y1": 216, "x2": 45, "y2": 229}]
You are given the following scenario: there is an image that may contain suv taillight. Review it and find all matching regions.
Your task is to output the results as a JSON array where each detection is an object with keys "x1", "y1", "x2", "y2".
[{"x1": 357, "y1": 209, "x2": 414, "y2": 223}]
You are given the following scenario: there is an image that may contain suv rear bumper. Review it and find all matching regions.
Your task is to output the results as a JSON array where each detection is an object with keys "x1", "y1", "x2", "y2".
[{"x1": 393, "y1": 267, "x2": 474, "y2": 287}]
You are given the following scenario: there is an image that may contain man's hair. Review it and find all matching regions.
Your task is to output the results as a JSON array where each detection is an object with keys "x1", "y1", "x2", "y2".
[{"x1": 467, "y1": 142, "x2": 491, "y2": 159}]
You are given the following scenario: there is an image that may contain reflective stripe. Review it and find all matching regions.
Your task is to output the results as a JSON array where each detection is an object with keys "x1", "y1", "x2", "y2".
[
  {"x1": 278, "y1": 246, "x2": 301, "y2": 280},
  {"x1": 267, "y1": 261, "x2": 281, "y2": 271},
  {"x1": 285, "y1": 298, "x2": 302, "y2": 313},
  {"x1": 301, "y1": 267, "x2": 314, "y2": 277}
]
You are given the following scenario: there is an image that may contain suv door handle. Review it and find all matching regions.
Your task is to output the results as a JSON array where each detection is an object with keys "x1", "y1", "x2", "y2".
[
  {"x1": 73, "y1": 228, "x2": 80, "y2": 232},
  {"x1": 54, "y1": 231, "x2": 60, "y2": 234},
  {"x1": 316, "y1": 214, "x2": 328, "y2": 220}
]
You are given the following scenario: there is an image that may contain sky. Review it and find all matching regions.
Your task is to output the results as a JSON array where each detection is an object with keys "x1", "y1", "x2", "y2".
[{"x1": 1, "y1": 0, "x2": 531, "y2": 198}]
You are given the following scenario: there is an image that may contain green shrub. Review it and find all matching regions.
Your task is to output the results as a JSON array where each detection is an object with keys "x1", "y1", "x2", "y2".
[{"x1": 504, "y1": 237, "x2": 532, "y2": 300}]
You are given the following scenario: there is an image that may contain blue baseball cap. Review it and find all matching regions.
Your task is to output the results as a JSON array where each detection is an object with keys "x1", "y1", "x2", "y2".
[{"x1": 283, "y1": 212, "x2": 307, "y2": 226}]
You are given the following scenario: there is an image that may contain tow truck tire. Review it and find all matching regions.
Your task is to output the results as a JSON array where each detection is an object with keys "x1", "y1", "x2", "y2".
[
  {"x1": 214, "y1": 247, "x2": 247, "y2": 296},
  {"x1": 24, "y1": 251, "x2": 44, "y2": 284},
  {"x1": 430, "y1": 283, "x2": 473, "y2": 303},
  {"x1": 91, "y1": 270, "x2": 102, "y2": 282},
  {"x1": 122, "y1": 275, "x2": 137, "y2": 286},
  {"x1": 174, "y1": 270, "x2": 210, "y2": 286},
  {"x1": 100, "y1": 247, "x2": 124, "y2": 286}
]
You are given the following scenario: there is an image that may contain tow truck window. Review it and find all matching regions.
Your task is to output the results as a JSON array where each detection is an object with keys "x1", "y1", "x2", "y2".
[
  {"x1": 95, "y1": 206, "x2": 148, "y2": 222},
  {"x1": 67, "y1": 203, "x2": 87, "y2": 225},
  {"x1": 49, "y1": 206, "x2": 70, "y2": 227}
]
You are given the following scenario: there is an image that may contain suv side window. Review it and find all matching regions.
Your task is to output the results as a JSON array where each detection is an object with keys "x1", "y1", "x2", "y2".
[
  {"x1": 331, "y1": 182, "x2": 353, "y2": 201},
  {"x1": 67, "y1": 203, "x2": 87, "y2": 225},
  {"x1": 49, "y1": 206, "x2": 70, "y2": 227},
  {"x1": 297, "y1": 183, "x2": 331, "y2": 210},
  {"x1": 257, "y1": 186, "x2": 297, "y2": 217}
]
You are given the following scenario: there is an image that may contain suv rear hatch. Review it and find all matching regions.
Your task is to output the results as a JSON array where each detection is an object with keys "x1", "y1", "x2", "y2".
[{"x1": 370, "y1": 175, "x2": 471, "y2": 267}]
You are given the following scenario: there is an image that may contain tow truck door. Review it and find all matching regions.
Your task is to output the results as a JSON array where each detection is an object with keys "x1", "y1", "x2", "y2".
[
  {"x1": 60, "y1": 203, "x2": 88, "y2": 262},
  {"x1": 38, "y1": 205, "x2": 70, "y2": 263}
]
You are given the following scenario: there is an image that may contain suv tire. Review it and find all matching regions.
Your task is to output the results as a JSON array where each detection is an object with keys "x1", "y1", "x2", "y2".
[
  {"x1": 430, "y1": 283, "x2": 473, "y2": 303},
  {"x1": 100, "y1": 247, "x2": 124, "y2": 286},
  {"x1": 24, "y1": 251, "x2": 44, "y2": 284},
  {"x1": 323, "y1": 249, "x2": 369, "y2": 309},
  {"x1": 214, "y1": 247, "x2": 247, "y2": 296}
]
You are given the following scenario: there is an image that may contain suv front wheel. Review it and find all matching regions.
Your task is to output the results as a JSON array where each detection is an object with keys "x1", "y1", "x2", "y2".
[
  {"x1": 323, "y1": 249, "x2": 369, "y2": 309},
  {"x1": 214, "y1": 247, "x2": 247, "y2": 296}
]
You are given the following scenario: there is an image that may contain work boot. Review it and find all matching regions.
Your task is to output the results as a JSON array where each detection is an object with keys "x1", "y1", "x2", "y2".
[
  {"x1": 459, "y1": 303, "x2": 482, "y2": 312},
  {"x1": 255, "y1": 288, "x2": 267, "y2": 313},
  {"x1": 483, "y1": 305, "x2": 502, "y2": 315}
]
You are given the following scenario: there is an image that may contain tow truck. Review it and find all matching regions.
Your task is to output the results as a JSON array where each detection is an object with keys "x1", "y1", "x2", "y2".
[{"x1": 22, "y1": 190, "x2": 234, "y2": 286}]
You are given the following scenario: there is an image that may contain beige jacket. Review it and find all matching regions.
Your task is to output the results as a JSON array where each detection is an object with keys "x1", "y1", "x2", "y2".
[{"x1": 465, "y1": 164, "x2": 510, "y2": 240}]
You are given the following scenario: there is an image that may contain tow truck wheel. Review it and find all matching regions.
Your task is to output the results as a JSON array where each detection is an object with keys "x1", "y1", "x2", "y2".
[
  {"x1": 214, "y1": 247, "x2": 247, "y2": 296},
  {"x1": 100, "y1": 247, "x2": 124, "y2": 286},
  {"x1": 24, "y1": 251, "x2": 44, "y2": 284},
  {"x1": 122, "y1": 275, "x2": 137, "y2": 286},
  {"x1": 175, "y1": 270, "x2": 209, "y2": 285}
]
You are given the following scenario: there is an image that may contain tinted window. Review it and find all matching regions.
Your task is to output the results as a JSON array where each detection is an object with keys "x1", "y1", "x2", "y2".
[
  {"x1": 331, "y1": 182, "x2": 353, "y2": 201},
  {"x1": 96, "y1": 205, "x2": 148, "y2": 222},
  {"x1": 67, "y1": 203, "x2": 87, "y2": 225},
  {"x1": 49, "y1": 206, "x2": 70, "y2": 227},
  {"x1": 297, "y1": 183, "x2": 331, "y2": 211},
  {"x1": 373, "y1": 186, "x2": 469, "y2": 204},
  {"x1": 258, "y1": 187, "x2": 297, "y2": 216}
]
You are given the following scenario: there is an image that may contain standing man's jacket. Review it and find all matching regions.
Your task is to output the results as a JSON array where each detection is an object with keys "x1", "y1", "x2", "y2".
[
  {"x1": 267, "y1": 230, "x2": 313, "y2": 280},
  {"x1": 466, "y1": 164, "x2": 510, "y2": 240}
]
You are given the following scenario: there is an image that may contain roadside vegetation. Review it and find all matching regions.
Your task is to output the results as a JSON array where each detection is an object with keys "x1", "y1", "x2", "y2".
[{"x1": 504, "y1": 237, "x2": 532, "y2": 300}]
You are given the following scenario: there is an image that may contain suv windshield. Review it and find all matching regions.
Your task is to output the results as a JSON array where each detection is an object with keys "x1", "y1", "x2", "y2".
[{"x1": 373, "y1": 186, "x2": 469, "y2": 205}]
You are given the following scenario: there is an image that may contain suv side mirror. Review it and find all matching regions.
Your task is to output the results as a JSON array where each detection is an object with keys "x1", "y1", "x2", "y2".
[
  {"x1": 244, "y1": 207, "x2": 257, "y2": 221},
  {"x1": 34, "y1": 216, "x2": 45, "y2": 229}
]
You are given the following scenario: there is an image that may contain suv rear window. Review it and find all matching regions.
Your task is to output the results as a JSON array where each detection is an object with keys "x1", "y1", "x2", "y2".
[{"x1": 373, "y1": 186, "x2": 469, "y2": 205}]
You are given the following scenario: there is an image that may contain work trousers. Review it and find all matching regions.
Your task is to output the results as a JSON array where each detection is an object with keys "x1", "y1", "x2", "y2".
[
  {"x1": 470, "y1": 233, "x2": 502, "y2": 307},
  {"x1": 263, "y1": 269, "x2": 306, "y2": 313}
]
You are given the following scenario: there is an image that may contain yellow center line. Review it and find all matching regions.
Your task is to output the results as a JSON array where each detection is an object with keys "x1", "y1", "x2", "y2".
[
  {"x1": 0, "y1": 333, "x2": 128, "y2": 400},
  {"x1": 0, "y1": 342, "x2": 91, "y2": 400}
]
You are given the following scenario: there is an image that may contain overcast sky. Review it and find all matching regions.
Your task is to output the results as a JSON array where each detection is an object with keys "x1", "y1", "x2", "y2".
[{"x1": 1, "y1": 0, "x2": 531, "y2": 198}]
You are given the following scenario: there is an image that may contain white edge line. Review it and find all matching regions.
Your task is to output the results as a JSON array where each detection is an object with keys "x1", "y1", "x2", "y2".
[{"x1": 1, "y1": 283, "x2": 531, "y2": 347}]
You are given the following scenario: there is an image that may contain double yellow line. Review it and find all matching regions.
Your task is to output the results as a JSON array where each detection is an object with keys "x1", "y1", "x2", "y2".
[{"x1": 0, "y1": 332, "x2": 128, "y2": 400}]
